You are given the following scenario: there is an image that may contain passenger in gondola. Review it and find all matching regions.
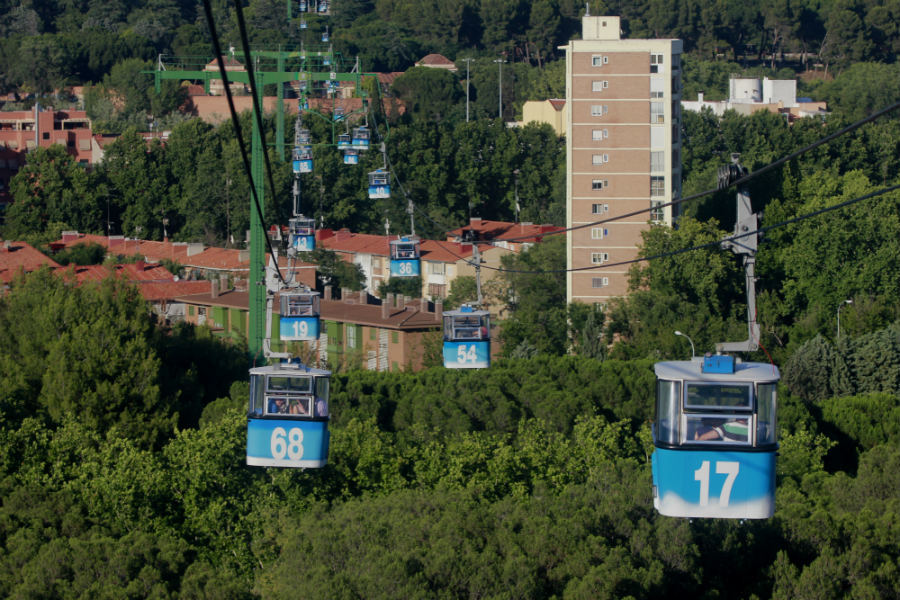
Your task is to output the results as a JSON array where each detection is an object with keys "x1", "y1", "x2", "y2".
[
  {"x1": 269, "y1": 396, "x2": 288, "y2": 415},
  {"x1": 316, "y1": 397, "x2": 329, "y2": 417},
  {"x1": 290, "y1": 398, "x2": 309, "y2": 416}
]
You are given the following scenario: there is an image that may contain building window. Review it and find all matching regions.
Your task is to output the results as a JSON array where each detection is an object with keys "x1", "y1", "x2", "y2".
[
  {"x1": 42, "y1": 132, "x2": 50, "y2": 140},
  {"x1": 347, "y1": 325, "x2": 357, "y2": 349},
  {"x1": 650, "y1": 77, "x2": 665, "y2": 99},
  {"x1": 592, "y1": 80, "x2": 609, "y2": 92},
  {"x1": 650, "y1": 151, "x2": 665, "y2": 172},
  {"x1": 592, "y1": 154, "x2": 610, "y2": 165},
  {"x1": 591, "y1": 105, "x2": 609, "y2": 117},
  {"x1": 650, "y1": 200, "x2": 665, "y2": 222},
  {"x1": 592, "y1": 129, "x2": 609, "y2": 141},
  {"x1": 651, "y1": 102, "x2": 665, "y2": 123},
  {"x1": 651, "y1": 176, "x2": 665, "y2": 197},
  {"x1": 591, "y1": 252, "x2": 609, "y2": 264},
  {"x1": 372, "y1": 257, "x2": 382, "y2": 270},
  {"x1": 592, "y1": 277, "x2": 609, "y2": 288},
  {"x1": 651, "y1": 53, "x2": 664, "y2": 73},
  {"x1": 591, "y1": 179, "x2": 608, "y2": 191},
  {"x1": 592, "y1": 203, "x2": 609, "y2": 214},
  {"x1": 429, "y1": 261, "x2": 444, "y2": 275},
  {"x1": 428, "y1": 283, "x2": 446, "y2": 298},
  {"x1": 591, "y1": 55, "x2": 609, "y2": 66},
  {"x1": 591, "y1": 227, "x2": 608, "y2": 240}
]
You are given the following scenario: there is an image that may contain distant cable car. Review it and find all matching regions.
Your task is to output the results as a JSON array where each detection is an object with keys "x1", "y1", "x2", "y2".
[
  {"x1": 342, "y1": 148, "x2": 359, "y2": 165},
  {"x1": 368, "y1": 168, "x2": 390, "y2": 199},
  {"x1": 651, "y1": 356, "x2": 779, "y2": 518},
  {"x1": 292, "y1": 145, "x2": 312, "y2": 174},
  {"x1": 300, "y1": 18, "x2": 307, "y2": 29},
  {"x1": 351, "y1": 126, "x2": 370, "y2": 150},
  {"x1": 323, "y1": 56, "x2": 331, "y2": 67},
  {"x1": 389, "y1": 236, "x2": 419, "y2": 277},
  {"x1": 288, "y1": 215, "x2": 316, "y2": 251},
  {"x1": 246, "y1": 362, "x2": 330, "y2": 468},
  {"x1": 318, "y1": 0, "x2": 328, "y2": 13},
  {"x1": 278, "y1": 290, "x2": 320, "y2": 341},
  {"x1": 321, "y1": 28, "x2": 329, "y2": 43},
  {"x1": 337, "y1": 133, "x2": 351, "y2": 149},
  {"x1": 442, "y1": 305, "x2": 490, "y2": 368},
  {"x1": 298, "y1": 0, "x2": 307, "y2": 12}
]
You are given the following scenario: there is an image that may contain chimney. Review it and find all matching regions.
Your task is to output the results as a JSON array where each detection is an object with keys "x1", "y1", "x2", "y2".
[
  {"x1": 382, "y1": 292, "x2": 395, "y2": 319},
  {"x1": 211, "y1": 278, "x2": 219, "y2": 298},
  {"x1": 342, "y1": 287, "x2": 351, "y2": 303},
  {"x1": 360, "y1": 289, "x2": 367, "y2": 304},
  {"x1": 108, "y1": 235, "x2": 124, "y2": 248},
  {"x1": 61, "y1": 230, "x2": 79, "y2": 242},
  {"x1": 434, "y1": 298, "x2": 443, "y2": 322},
  {"x1": 135, "y1": 259, "x2": 145, "y2": 271},
  {"x1": 323, "y1": 286, "x2": 332, "y2": 301},
  {"x1": 419, "y1": 297, "x2": 429, "y2": 313},
  {"x1": 187, "y1": 242, "x2": 205, "y2": 257},
  {"x1": 238, "y1": 249, "x2": 250, "y2": 262}
]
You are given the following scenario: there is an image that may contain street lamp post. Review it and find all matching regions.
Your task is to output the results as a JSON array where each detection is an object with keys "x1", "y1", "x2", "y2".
[
  {"x1": 462, "y1": 58, "x2": 474, "y2": 122},
  {"x1": 674, "y1": 330, "x2": 696, "y2": 358},
  {"x1": 837, "y1": 299, "x2": 852, "y2": 341},
  {"x1": 513, "y1": 168, "x2": 520, "y2": 223},
  {"x1": 494, "y1": 57, "x2": 506, "y2": 120}
]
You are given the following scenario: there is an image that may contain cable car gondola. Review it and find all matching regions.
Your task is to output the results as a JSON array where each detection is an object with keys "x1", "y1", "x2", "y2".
[
  {"x1": 246, "y1": 362, "x2": 330, "y2": 468},
  {"x1": 342, "y1": 148, "x2": 359, "y2": 165},
  {"x1": 389, "y1": 235, "x2": 419, "y2": 277},
  {"x1": 337, "y1": 133, "x2": 351, "y2": 149},
  {"x1": 368, "y1": 168, "x2": 390, "y2": 199},
  {"x1": 652, "y1": 357, "x2": 779, "y2": 518},
  {"x1": 288, "y1": 215, "x2": 316, "y2": 251},
  {"x1": 651, "y1": 154, "x2": 778, "y2": 519},
  {"x1": 298, "y1": 0, "x2": 307, "y2": 12},
  {"x1": 351, "y1": 126, "x2": 370, "y2": 150},
  {"x1": 278, "y1": 289, "x2": 320, "y2": 340},
  {"x1": 321, "y1": 28, "x2": 329, "y2": 43},
  {"x1": 442, "y1": 305, "x2": 490, "y2": 368},
  {"x1": 292, "y1": 145, "x2": 312, "y2": 174}
]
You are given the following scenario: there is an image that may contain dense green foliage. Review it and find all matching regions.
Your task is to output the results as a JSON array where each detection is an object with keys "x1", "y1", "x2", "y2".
[{"x1": 1, "y1": 274, "x2": 899, "y2": 598}]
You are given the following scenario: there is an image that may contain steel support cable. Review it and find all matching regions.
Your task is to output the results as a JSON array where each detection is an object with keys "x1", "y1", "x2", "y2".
[
  {"x1": 200, "y1": 0, "x2": 286, "y2": 285},
  {"x1": 474, "y1": 182, "x2": 900, "y2": 275},
  {"x1": 494, "y1": 100, "x2": 900, "y2": 246}
]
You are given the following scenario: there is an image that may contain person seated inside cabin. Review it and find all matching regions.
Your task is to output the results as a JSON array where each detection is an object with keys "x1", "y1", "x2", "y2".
[
  {"x1": 315, "y1": 397, "x2": 329, "y2": 418},
  {"x1": 693, "y1": 417, "x2": 749, "y2": 442},
  {"x1": 268, "y1": 396, "x2": 288, "y2": 415},
  {"x1": 288, "y1": 301, "x2": 312, "y2": 317},
  {"x1": 289, "y1": 397, "x2": 310, "y2": 416}
]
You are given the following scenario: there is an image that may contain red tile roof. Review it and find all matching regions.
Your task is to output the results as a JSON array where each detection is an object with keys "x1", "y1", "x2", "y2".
[
  {"x1": 548, "y1": 99, "x2": 566, "y2": 111},
  {"x1": 446, "y1": 218, "x2": 565, "y2": 244},
  {"x1": 318, "y1": 228, "x2": 392, "y2": 256},
  {"x1": 0, "y1": 241, "x2": 61, "y2": 282},
  {"x1": 416, "y1": 54, "x2": 456, "y2": 68},
  {"x1": 176, "y1": 290, "x2": 441, "y2": 331}
]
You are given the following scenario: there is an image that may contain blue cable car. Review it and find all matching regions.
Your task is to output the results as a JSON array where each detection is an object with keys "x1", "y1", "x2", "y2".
[
  {"x1": 318, "y1": 0, "x2": 328, "y2": 13},
  {"x1": 342, "y1": 148, "x2": 359, "y2": 165},
  {"x1": 278, "y1": 290, "x2": 320, "y2": 340},
  {"x1": 442, "y1": 306, "x2": 490, "y2": 368},
  {"x1": 389, "y1": 236, "x2": 419, "y2": 277},
  {"x1": 300, "y1": 18, "x2": 307, "y2": 29},
  {"x1": 321, "y1": 28, "x2": 329, "y2": 43},
  {"x1": 368, "y1": 168, "x2": 390, "y2": 199},
  {"x1": 292, "y1": 145, "x2": 313, "y2": 174},
  {"x1": 651, "y1": 356, "x2": 779, "y2": 519},
  {"x1": 337, "y1": 133, "x2": 351, "y2": 149},
  {"x1": 288, "y1": 216, "x2": 316, "y2": 251},
  {"x1": 298, "y1": 0, "x2": 307, "y2": 12},
  {"x1": 351, "y1": 126, "x2": 370, "y2": 150},
  {"x1": 247, "y1": 362, "x2": 330, "y2": 468}
]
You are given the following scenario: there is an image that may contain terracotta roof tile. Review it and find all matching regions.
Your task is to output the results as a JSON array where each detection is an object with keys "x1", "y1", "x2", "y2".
[{"x1": 0, "y1": 241, "x2": 61, "y2": 281}]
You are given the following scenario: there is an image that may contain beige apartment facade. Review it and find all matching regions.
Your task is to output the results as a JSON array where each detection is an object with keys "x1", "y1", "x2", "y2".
[{"x1": 562, "y1": 15, "x2": 683, "y2": 304}]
